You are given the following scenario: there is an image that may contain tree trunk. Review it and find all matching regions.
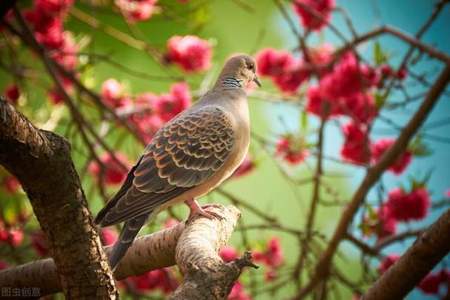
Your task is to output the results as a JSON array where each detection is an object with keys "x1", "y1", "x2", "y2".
[{"x1": 0, "y1": 98, "x2": 117, "y2": 299}]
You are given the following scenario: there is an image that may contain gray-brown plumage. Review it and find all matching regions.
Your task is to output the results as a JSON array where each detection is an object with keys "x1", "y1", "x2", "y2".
[{"x1": 95, "y1": 54, "x2": 260, "y2": 270}]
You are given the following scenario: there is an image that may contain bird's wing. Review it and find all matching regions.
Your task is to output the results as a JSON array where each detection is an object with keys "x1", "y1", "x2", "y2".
[{"x1": 98, "y1": 106, "x2": 235, "y2": 226}]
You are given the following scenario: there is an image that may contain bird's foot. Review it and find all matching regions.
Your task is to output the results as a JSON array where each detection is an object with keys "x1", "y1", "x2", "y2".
[{"x1": 185, "y1": 199, "x2": 224, "y2": 221}]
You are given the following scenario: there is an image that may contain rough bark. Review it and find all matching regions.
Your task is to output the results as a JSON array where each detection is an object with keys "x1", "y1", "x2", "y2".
[
  {"x1": 0, "y1": 98, "x2": 117, "y2": 299},
  {"x1": 364, "y1": 209, "x2": 450, "y2": 300},
  {"x1": 0, "y1": 205, "x2": 250, "y2": 300},
  {"x1": 0, "y1": 222, "x2": 185, "y2": 295},
  {"x1": 170, "y1": 205, "x2": 255, "y2": 300}
]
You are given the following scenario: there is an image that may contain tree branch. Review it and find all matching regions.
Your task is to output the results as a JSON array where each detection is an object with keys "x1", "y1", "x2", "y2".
[
  {"x1": 364, "y1": 209, "x2": 450, "y2": 299},
  {"x1": 0, "y1": 98, "x2": 117, "y2": 298},
  {"x1": 0, "y1": 205, "x2": 249, "y2": 299}
]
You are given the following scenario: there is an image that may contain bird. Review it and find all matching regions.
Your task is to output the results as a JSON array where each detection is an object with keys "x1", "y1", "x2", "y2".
[{"x1": 95, "y1": 54, "x2": 261, "y2": 271}]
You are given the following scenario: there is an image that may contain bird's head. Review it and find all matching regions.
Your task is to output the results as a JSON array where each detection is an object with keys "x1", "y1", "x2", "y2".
[{"x1": 216, "y1": 54, "x2": 261, "y2": 90}]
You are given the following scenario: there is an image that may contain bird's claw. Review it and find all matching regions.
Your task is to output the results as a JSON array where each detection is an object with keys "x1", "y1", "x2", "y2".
[{"x1": 185, "y1": 199, "x2": 224, "y2": 222}]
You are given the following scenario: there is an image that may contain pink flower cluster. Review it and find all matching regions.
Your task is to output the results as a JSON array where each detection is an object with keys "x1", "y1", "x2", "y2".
[
  {"x1": 293, "y1": 0, "x2": 335, "y2": 31},
  {"x1": 306, "y1": 52, "x2": 378, "y2": 121},
  {"x1": 24, "y1": 0, "x2": 77, "y2": 104},
  {"x1": 340, "y1": 122, "x2": 371, "y2": 165},
  {"x1": 218, "y1": 237, "x2": 284, "y2": 299},
  {"x1": 115, "y1": 0, "x2": 158, "y2": 22},
  {"x1": 122, "y1": 268, "x2": 178, "y2": 295},
  {"x1": 1, "y1": 175, "x2": 21, "y2": 194},
  {"x1": 418, "y1": 269, "x2": 450, "y2": 295},
  {"x1": 385, "y1": 187, "x2": 430, "y2": 222},
  {"x1": 275, "y1": 135, "x2": 309, "y2": 165},
  {"x1": 232, "y1": 154, "x2": 255, "y2": 178},
  {"x1": 100, "y1": 79, "x2": 191, "y2": 143},
  {"x1": 363, "y1": 186, "x2": 430, "y2": 240},
  {"x1": 371, "y1": 138, "x2": 412, "y2": 175},
  {"x1": 88, "y1": 152, "x2": 130, "y2": 186},
  {"x1": 256, "y1": 48, "x2": 309, "y2": 94},
  {"x1": 0, "y1": 215, "x2": 26, "y2": 248},
  {"x1": 228, "y1": 282, "x2": 252, "y2": 300},
  {"x1": 4, "y1": 84, "x2": 20, "y2": 105},
  {"x1": 253, "y1": 237, "x2": 284, "y2": 282},
  {"x1": 166, "y1": 35, "x2": 212, "y2": 73}
]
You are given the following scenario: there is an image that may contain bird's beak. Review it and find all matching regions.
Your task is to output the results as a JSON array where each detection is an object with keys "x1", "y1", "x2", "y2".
[{"x1": 253, "y1": 75, "x2": 262, "y2": 87}]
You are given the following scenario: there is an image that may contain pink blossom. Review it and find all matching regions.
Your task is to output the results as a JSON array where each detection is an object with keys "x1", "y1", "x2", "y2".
[
  {"x1": 35, "y1": 0, "x2": 74, "y2": 16},
  {"x1": 25, "y1": 9, "x2": 64, "y2": 49},
  {"x1": 166, "y1": 35, "x2": 212, "y2": 72},
  {"x1": 101, "y1": 228, "x2": 118, "y2": 246},
  {"x1": 371, "y1": 138, "x2": 412, "y2": 175},
  {"x1": 48, "y1": 89, "x2": 64, "y2": 105},
  {"x1": 101, "y1": 79, "x2": 124, "y2": 108},
  {"x1": 5, "y1": 84, "x2": 20, "y2": 104},
  {"x1": 2, "y1": 176, "x2": 21, "y2": 194},
  {"x1": 132, "y1": 113, "x2": 165, "y2": 144},
  {"x1": 124, "y1": 268, "x2": 178, "y2": 294},
  {"x1": 293, "y1": 0, "x2": 335, "y2": 31},
  {"x1": 256, "y1": 48, "x2": 296, "y2": 77},
  {"x1": 264, "y1": 269, "x2": 278, "y2": 282},
  {"x1": 319, "y1": 53, "x2": 378, "y2": 100},
  {"x1": 305, "y1": 85, "x2": 339, "y2": 118},
  {"x1": 308, "y1": 43, "x2": 334, "y2": 75},
  {"x1": 376, "y1": 205, "x2": 397, "y2": 238},
  {"x1": 0, "y1": 228, "x2": 24, "y2": 247},
  {"x1": 380, "y1": 64, "x2": 393, "y2": 77},
  {"x1": 51, "y1": 32, "x2": 78, "y2": 71},
  {"x1": 340, "y1": 121, "x2": 371, "y2": 164},
  {"x1": 378, "y1": 254, "x2": 400, "y2": 274},
  {"x1": 396, "y1": 68, "x2": 408, "y2": 80},
  {"x1": 115, "y1": 0, "x2": 158, "y2": 22},
  {"x1": 418, "y1": 272, "x2": 441, "y2": 295},
  {"x1": 265, "y1": 237, "x2": 284, "y2": 268},
  {"x1": 272, "y1": 62, "x2": 309, "y2": 94},
  {"x1": 153, "y1": 82, "x2": 191, "y2": 122},
  {"x1": 220, "y1": 246, "x2": 238, "y2": 262},
  {"x1": 228, "y1": 282, "x2": 252, "y2": 300},
  {"x1": 88, "y1": 152, "x2": 130, "y2": 186},
  {"x1": 386, "y1": 187, "x2": 430, "y2": 221},
  {"x1": 255, "y1": 49, "x2": 309, "y2": 93},
  {"x1": 276, "y1": 136, "x2": 309, "y2": 165},
  {"x1": 232, "y1": 154, "x2": 255, "y2": 178},
  {"x1": 0, "y1": 261, "x2": 7, "y2": 270}
]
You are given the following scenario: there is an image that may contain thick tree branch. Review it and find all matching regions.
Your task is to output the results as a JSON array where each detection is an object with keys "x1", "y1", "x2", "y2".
[
  {"x1": 364, "y1": 209, "x2": 450, "y2": 299},
  {"x1": 0, "y1": 205, "x2": 249, "y2": 299},
  {"x1": 295, "y1": 65, "x2": 450, "y2": 299},
  {"x1": 0, "y1": 222, "x2": 185, "y2": 295},
  {"x1": 0, "y1": 98, "x2": 117, "y2": 298},
  {"x1": 170, "y1": 205, "x2": 255, "y2": 299}
]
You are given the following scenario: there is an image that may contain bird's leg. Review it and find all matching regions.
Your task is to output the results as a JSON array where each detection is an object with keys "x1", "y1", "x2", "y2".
[{"x1": 184, "y1": 198, "x2": 223, "y2": 221}]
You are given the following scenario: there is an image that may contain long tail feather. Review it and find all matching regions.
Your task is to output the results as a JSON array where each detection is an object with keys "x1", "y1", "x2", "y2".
[{"x1": 108, "y1": 213, "x2": 149, "y2": 271}]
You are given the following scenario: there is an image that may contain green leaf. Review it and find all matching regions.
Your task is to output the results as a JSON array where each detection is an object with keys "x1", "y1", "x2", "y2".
[
  {"x1": 375, "y1": 92, "x2": 387, "y2": 109},
  {"x1": 373, "y1": 41, "x2": 387, "y2": 66},
  {"x1": 300, "y1": 110, "x2": 308, "y2": 132},
  {"x1": 408, "y1": 135, "x2": 433, "y2": 157}
]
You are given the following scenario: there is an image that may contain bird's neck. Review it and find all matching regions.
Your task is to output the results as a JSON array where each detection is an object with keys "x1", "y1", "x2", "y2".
[{"x1": 214, "y1": 75, "x2": 244, "y2": 91}]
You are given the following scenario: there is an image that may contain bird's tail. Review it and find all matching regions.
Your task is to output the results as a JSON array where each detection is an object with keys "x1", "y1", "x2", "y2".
[{"x1": 108, "y1": 213, "x2": 149, "y2": 271}]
